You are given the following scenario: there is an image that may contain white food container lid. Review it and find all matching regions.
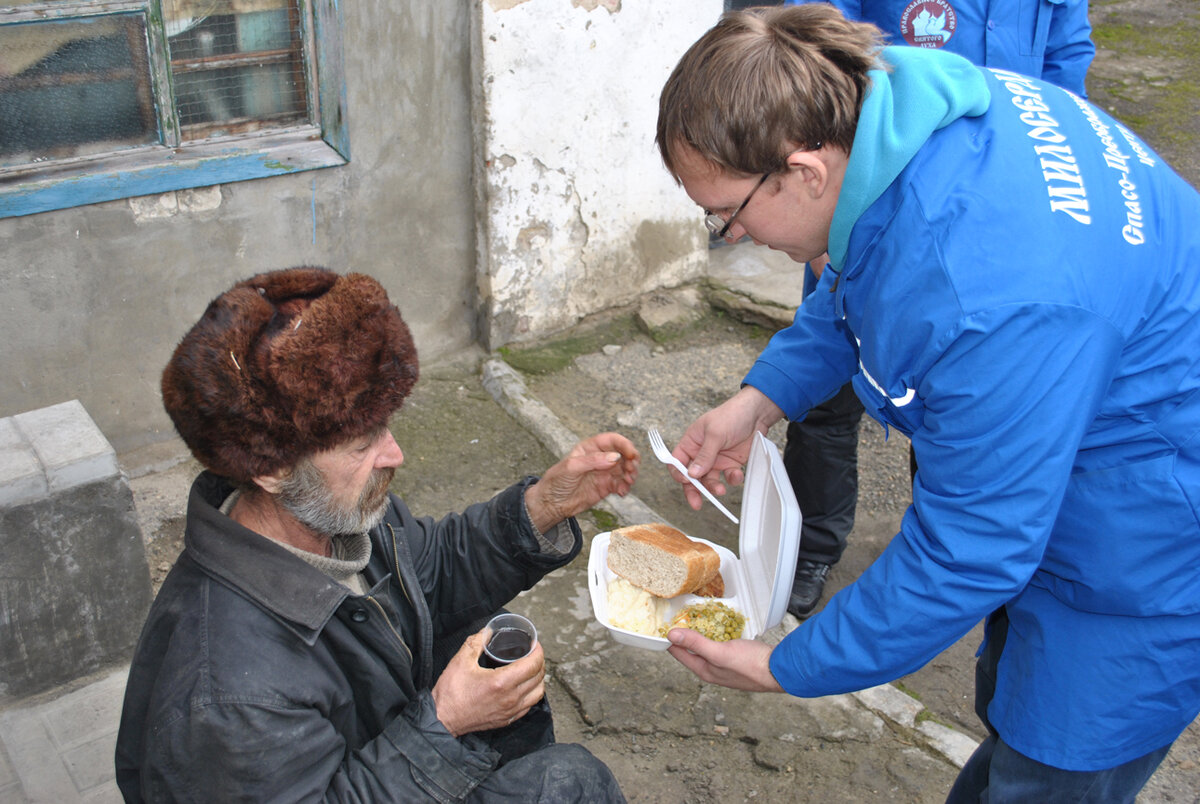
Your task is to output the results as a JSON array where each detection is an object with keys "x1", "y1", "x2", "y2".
[{"x1": 588, "y1": 431, "x2": 802, "y2": 650}]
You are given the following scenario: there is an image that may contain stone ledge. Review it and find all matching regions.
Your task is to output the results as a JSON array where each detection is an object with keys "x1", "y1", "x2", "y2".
[
  {"x1": 0, "y1": 418, "x2": 44, "y2": 508},
  {"x1": 0, "y1": 401, "x2": 151, "y2": 702},
  {"x1": 2, "y1": 401, "x2": 119, "y2": 506}
]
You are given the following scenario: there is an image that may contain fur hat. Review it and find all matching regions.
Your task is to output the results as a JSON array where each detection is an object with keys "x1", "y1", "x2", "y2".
[{"x1": 161, "y1": 267, "x2": 419, "y2": 483}]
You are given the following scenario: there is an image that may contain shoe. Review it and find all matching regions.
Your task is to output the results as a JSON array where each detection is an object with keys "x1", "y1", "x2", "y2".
[{"x1": 787, "y1": 560, "x2": 831, "y2": 618}]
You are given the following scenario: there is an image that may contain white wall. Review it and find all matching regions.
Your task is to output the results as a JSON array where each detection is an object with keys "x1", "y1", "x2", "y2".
[{"x1": 473, "y1": 0, "x2": 722, "y2": 347}]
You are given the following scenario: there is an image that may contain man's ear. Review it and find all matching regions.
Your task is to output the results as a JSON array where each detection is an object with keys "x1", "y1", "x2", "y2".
[
  {"x1": 251, "y1": 469, "x2": 288, "y2": 495},
  {"x1": 784, "y1": 148, "x2": 829, "y2": 198}
]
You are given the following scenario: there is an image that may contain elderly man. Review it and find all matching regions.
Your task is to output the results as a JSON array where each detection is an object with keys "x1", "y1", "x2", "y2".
[
  {"x1": 115, "y1": 267, "x2": 636, "y2": 802},
  {"x1": 655, "y1": 5, "x2": 1200, "y2": 803}
]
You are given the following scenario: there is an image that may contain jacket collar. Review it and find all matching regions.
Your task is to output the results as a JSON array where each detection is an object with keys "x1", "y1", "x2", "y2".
[{"x1": 184, "y1": 471, "x2": 353, "y2": 645}]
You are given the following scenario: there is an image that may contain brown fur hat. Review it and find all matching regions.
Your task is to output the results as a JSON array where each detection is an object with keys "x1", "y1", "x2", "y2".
[{"x1": 161, "y1": 267, "x2": 418, "y2": 483}]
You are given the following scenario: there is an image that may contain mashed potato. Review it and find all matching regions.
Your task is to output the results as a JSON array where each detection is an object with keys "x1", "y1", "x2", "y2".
[{"x1": 606, "y1": 577, "x2": 668, "y2": 635}]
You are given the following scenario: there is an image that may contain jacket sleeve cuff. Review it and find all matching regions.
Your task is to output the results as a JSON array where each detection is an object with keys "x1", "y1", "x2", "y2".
[
  {"x1": 743, "y1": 361, "x2": 821, "y2": 422},
  {"x1": 520, "y1": 482, "x2": 576, "y2": 556},
  {"x1": 493, "y1": 477, "x2": 583, "y2": 568},
  {"x1": 382, "y1": 691, "x2": 498, "y2": 800}
]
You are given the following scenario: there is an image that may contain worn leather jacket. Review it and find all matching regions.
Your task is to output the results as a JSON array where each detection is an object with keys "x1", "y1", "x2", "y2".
[{"x1": 115, "y1": 471, "x2": 590, "y2": 801}]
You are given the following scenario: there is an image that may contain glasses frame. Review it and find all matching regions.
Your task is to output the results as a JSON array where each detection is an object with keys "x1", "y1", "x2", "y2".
[{"x1": 704, "y1": 171, "x2": 772, "y2": 239}]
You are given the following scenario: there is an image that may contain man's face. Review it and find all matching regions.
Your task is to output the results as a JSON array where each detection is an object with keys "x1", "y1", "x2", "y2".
[
  {"x1": 672, "y1": 144, "x2": 835, "y2": 264},
  {"x1": 277, "y1": 425, "x2": 404, "y2": 536}
]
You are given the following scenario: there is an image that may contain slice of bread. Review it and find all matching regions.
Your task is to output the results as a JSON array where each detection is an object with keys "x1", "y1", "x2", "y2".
[{"x1": 606, "y1": 523, "x2": 722, "y2": 598}]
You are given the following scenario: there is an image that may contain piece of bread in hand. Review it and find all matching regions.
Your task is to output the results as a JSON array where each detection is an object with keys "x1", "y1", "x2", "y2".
[{"x1": 607, "y1": 523, "x2": 722, "y2": 598}]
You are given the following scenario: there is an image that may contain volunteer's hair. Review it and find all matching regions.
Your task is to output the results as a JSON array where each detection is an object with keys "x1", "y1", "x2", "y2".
[{"x1": 656, "y1": 4, "x2": 885, "y2": 179}]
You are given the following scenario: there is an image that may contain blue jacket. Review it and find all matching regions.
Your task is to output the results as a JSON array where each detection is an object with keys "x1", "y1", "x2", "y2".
[
  {"x1": 785, "y1": 0, "x2": 1094, "y2": 94},
  {"x1": 754, "y1": 47, "x2": 1200, "y2": 771}
]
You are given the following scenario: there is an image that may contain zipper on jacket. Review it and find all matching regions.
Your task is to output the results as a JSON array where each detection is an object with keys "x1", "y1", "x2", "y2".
[
  {"x1": 386, "y1": 523, "x2": 416, "y2": 610},
  {"x1": 362, "y1": 594, "x2": 414, "y2": 665},
  {"x1": 355, "y1": 524, "x2": 413, "y2": 665}
]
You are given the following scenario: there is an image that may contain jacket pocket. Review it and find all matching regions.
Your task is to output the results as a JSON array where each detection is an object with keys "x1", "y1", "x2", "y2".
[
  {"x1": 851, "y1": 372, "x2": 924, "y2": 436},
  {"x1": 1038, "y1": 452, "x2": 1200, "y2": 616}
]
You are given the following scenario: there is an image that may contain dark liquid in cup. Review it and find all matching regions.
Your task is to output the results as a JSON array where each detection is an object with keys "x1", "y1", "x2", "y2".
[{"x1": 481, "y1": 627, "x2": 533, "y2": 668}]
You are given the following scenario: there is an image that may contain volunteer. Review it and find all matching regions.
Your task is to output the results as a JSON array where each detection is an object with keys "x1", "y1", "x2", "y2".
[{"x1": 656, "y1": 6, "x2": 1200, "y2": 801}]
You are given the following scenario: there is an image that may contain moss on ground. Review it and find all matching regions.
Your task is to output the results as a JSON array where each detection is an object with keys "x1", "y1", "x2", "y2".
[
  {"x1": 498, "y1": 315, "x2": 642, "y2": 375},
  {"x1": 590, "y1": 508, "x2": 619, "y2": 531},
  {"x1": 1087, "y1": 4, "x2": 1200, "y2": 159},
  {"x1": 498, "y1": 305, "x2": 772, "y2": 376}
]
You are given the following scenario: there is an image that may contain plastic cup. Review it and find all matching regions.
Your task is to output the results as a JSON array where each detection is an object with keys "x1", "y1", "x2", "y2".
[{"x1": 479, "y1": 613, "x2": 537, "y2": 668}]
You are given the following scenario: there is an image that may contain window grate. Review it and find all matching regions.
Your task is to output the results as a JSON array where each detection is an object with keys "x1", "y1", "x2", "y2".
[{"x1": 163, "y1": 0, "x2": 308, "y2": 136}]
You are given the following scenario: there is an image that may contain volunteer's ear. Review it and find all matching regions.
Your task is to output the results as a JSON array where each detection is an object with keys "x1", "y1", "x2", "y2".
[{"x1": 785, "y1": 148, "x2": 829, "y2": 199}]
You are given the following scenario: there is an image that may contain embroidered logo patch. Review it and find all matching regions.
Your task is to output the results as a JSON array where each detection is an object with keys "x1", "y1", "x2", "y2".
[{"x1": 899, "y1": 0, "x2": 958, "y2": 49}]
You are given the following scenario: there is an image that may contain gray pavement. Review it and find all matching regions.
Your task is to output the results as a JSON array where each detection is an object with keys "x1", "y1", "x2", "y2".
[
  {"x1": 1, "y1": 242, "x2": 1196, "y2": 801},
  {"x1": 0, "y1": 668, "x2": 125, "y2": 803}
]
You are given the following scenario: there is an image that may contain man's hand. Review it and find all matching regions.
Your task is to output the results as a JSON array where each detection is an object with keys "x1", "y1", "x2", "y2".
[
  {"x1": 670, "y1": 387, "x2": 785, "y2": 510},
  {"x1": 430, "y1": 629, "x2": 546, "y2": 736},
  {"x1": 524, "y1": 432, "x2": 640, "y2": 533},
  {"x1": 665, "y1": 628, "x2": 785, "y2": 693}
]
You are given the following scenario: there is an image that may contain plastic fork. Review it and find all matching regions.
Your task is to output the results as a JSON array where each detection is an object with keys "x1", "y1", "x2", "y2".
[{"x1": 646, "y1": 427, "x2": 739, "y2": 524}]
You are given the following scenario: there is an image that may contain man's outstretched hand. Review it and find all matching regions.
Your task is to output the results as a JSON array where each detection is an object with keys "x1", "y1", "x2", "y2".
[{"x1": 525, "y1": 432, "x2": 640, "y2": 532}]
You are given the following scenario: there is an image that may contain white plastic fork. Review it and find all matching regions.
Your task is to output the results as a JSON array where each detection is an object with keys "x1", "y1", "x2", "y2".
[{"x1": 646, "y1": 427, "x2": 739, "y2": 524}]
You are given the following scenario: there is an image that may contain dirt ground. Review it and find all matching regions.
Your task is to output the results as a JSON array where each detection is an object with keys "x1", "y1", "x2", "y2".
[{"x1": 1087, "y1": 0, "x2": 1200, "y2": 190}]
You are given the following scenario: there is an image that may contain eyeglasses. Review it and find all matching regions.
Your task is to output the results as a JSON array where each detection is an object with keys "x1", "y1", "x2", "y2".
[{"x1": 704, "y1": 172, "x2": 771, "y2": 239}]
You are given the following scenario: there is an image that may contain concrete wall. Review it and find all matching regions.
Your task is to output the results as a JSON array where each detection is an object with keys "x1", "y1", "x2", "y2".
[
  {"x1": 0, "y1": 0, "x2": 717, "y2": 454},
  {"x1": 473, "y1": 0, "x2": 721, "y2": 347},
  {"x1": 0, "y1": 3, "x2": 479, "y2": 455}
]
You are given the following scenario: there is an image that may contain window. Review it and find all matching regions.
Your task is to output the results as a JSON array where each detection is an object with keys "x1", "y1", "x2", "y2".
[{"x1": 0, "y1": 0, "x2": 348, "y2": 218}]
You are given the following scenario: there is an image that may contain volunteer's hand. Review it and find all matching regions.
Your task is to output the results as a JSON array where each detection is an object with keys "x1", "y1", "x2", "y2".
[
  {"x1": 665, "y1": 628, "x2": 784, "y2": 693},
  {"x1": 525, "y1": 432, "x2": 640, "y2": 532},
  {"x1": 431, "y1": 629, "x2": 546, "y2": 736},
  {"x1": 670, "y1": 387, "x2": 784, "y2": 509}
]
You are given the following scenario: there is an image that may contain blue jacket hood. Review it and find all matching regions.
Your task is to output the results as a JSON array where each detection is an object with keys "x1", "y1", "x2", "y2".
[{"x1": 828, "y1": 47, "x2": 990, "y2": 271}]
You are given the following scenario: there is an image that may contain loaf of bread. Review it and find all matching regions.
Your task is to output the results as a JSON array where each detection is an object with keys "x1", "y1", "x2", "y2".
[{"x1": 607, "y1": 523, "x2": 723, "y2": 598}]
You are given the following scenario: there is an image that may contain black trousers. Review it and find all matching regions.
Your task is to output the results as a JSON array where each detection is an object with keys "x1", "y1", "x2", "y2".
[{"x1": 782, "y1": 382, "x2": 865, "y2": 566}]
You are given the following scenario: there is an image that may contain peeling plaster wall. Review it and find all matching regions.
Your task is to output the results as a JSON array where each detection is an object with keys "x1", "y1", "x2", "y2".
[{"x1": 474, "y1": 0, "x2": 721, "y2": 347}]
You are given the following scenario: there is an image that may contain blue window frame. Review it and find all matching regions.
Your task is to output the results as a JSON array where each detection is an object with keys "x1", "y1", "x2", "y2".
[{"x1": 0, "y1": 0, "x2": 348, "y2": 219}]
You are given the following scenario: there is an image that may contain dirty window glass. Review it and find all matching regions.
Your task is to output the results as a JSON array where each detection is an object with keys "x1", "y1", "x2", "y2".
[
  {"x1": 0, "y1": 0, "x2": 347, "y2": 219},
  {"x1": 0, "y1": 15, "x2": 158, "y2": 167}
]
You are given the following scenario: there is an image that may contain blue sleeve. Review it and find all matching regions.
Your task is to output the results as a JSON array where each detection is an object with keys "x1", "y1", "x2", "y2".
[
  {"x1": 1040, "y1": 0, "x2": 1094, "y2": 95},
  {"x1": 769, "y1": 303, "x2": 1124, "y2": 695},
  {"x1": 742, "y1": 270, "x2": 858, "y2": 420}
]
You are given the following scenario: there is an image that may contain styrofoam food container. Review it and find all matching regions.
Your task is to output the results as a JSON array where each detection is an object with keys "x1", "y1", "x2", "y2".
[{"x1": 588, "y1": 432, "x2": 802, "y2": 650}]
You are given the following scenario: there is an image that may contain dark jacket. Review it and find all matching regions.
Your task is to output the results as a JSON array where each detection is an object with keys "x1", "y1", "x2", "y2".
[{"x1": 114, "y1": 471, "x2": 588, "y2": 802}]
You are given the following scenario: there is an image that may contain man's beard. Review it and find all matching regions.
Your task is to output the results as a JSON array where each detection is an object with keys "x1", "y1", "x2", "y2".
[{"x1": 277, "y1": 459, "x2": 395, "y2": 536}]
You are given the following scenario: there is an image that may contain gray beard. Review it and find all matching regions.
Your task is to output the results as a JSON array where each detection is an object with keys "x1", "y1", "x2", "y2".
[{"x1": 277, "y1": 458, "x2": 393, "y2": 536}]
